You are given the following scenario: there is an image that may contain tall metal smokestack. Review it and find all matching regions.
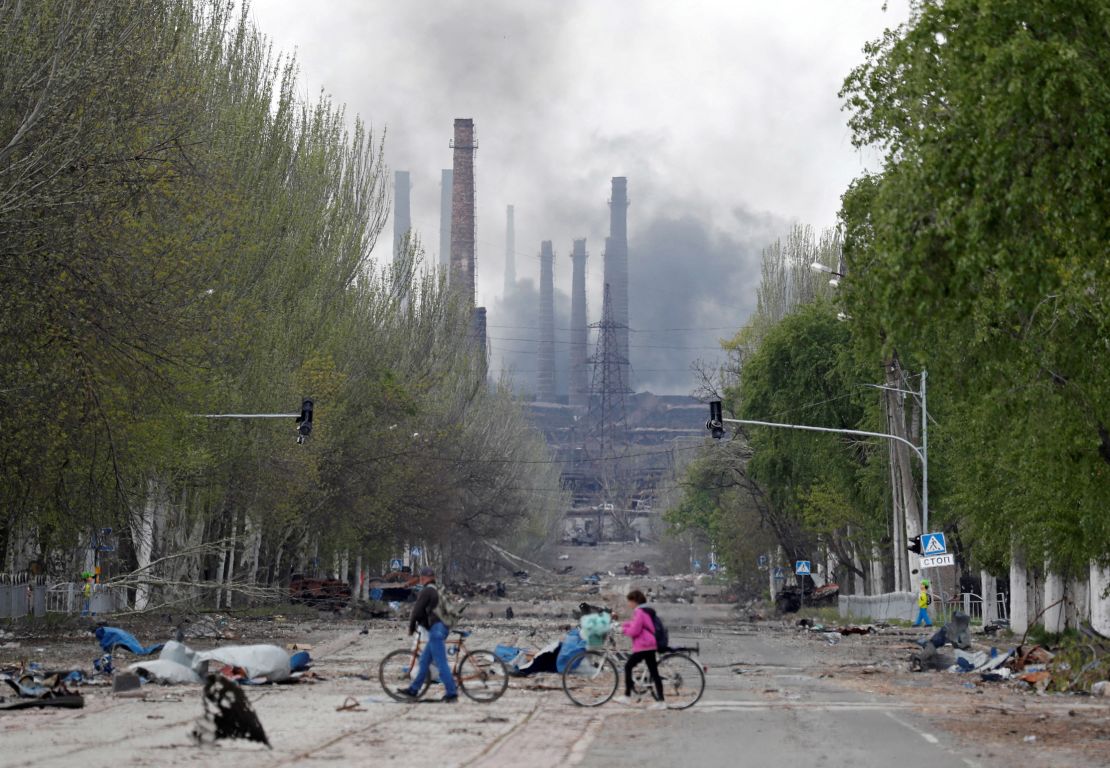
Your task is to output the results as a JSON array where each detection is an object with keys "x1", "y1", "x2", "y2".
[
  {"x1": 393, "y1": 170, "x2": 412, "y2": 302},
  {"x1": 450, "y1": 119, "x2": 477, "y2": 300},
  {"x1": 537, "y1": 240, "x2": 556, "y2": 401},
  {"x1": 605, "y1": 177, "x2": 630, "y2": 390},
  {"x1": 439, "y1": 169, "x2": 452, "y2": 276},
  {"x1": 393, "y1": 171, "x2": 411, "y2": 264},
  {"x1": 569, "y1": 238, "x2": 589, "y2": 408},
  {"x1": 504, "y1": 205, "x2": 516, "y2": 296}
]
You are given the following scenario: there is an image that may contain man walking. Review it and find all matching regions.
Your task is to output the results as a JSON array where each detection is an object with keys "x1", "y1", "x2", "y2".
[
  {"x1": 913, "y1": 579, "x2": 933, "y2": 627},
  {"x1": 397, "y1": 567, "x2": 458, "y2": 703}
]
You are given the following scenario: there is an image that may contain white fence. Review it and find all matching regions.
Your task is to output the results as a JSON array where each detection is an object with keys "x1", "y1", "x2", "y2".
[
  {"x1": 840, "y1": 590, "x2": 1009, "y2": 624},
  {"x1": 839, "y1": 591, "x2": 917, "y2": 622},
  {"x1": 0, "y1": 575, "x2": 127, "y2": 618}
]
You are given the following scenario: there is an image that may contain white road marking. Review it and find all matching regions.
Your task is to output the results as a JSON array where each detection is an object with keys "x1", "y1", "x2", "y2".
[
  {"x1": 691, "y1": 699, "x2": 916, "y2": 712},
  {"x1": 885, "y1": 711, "x2": 941, "y2": 746}
]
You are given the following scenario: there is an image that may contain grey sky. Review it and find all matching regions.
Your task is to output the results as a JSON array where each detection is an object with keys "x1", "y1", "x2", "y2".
[{"x1": 249, "y1": 0, "x2": 908, "y2": 395}]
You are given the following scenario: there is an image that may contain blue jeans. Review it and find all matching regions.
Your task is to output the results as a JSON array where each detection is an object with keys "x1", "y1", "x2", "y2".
[
  {"x1": 408, "y1": 621, "x2": 457, "y2": 698},
  {"x1": 913, "y1": 607, "x2": 932, "y2": 626}
]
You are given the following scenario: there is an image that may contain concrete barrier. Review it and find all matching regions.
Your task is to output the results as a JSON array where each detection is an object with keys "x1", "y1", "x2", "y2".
[{"x1": 839, "y1": 591, "x2": 917, "y2": 622}]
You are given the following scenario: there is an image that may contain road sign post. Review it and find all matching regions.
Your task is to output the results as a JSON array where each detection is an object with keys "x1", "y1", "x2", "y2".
[{"x1": 795, "y1": 560, "x2": 811, "y2": 611}]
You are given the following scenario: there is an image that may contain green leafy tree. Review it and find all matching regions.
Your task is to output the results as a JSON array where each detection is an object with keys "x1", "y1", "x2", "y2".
[{"x1": 839, "y1": 0, "x2": 1110, "y2": 576}]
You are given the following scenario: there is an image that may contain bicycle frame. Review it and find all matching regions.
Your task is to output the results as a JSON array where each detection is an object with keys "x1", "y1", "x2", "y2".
[{"x1": 405, "y1": 632, "x2": 468, "y2": 680}]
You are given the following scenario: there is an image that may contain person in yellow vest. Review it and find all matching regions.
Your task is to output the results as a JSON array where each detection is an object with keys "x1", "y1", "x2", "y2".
[
  {"x1": 81, "y1": 572, "x2": 94, "y2": 616},
  {"x1": 913, "y1": 579, "x2": 933, "y2": 626}
]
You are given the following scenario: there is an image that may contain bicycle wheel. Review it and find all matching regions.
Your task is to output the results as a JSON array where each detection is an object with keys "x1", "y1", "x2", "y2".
[
  {"x1": 379, "y1": 648, "x2": 431, "y2": 701},
  {"x1": 656, "y1": 653, "x2": 705, "y2": 709},
  {"x1": 457, "y1": 649, "x2": 509, "y2": 703},
  {"x1": 562, "y1": 650, "x2": 619, "y2": 707}
]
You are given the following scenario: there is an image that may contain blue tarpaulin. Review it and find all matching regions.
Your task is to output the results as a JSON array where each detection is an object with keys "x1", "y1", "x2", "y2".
[
  {"x1": 555, "y1": 629, "x2": 587, "y2": 673},
  {"x1": 94, "y1": 626, "x2": 163, "y2": 656},
  {"x1": 494, "y1": 645, "x2": 524, "y2": 666}
]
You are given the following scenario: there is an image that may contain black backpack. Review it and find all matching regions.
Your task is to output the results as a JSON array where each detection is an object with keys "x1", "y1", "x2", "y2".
[{"x1": 641, "y1": 606, "x2": 669, "y2": 651}]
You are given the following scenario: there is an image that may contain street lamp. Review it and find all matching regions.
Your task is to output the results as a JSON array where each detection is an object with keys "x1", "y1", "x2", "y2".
[{"x1": 810, "y1": 262, "x2": 845, "y2": 287}]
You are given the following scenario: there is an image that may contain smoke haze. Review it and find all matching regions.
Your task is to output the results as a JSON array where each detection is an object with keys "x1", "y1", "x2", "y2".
[{"x1": 249, "y1": 0, "x2": 908, "y2": 393}]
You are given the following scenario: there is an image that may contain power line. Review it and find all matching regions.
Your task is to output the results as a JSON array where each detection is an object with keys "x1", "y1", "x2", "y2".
[
  {"x1": 493, "y1": 368, "x2": 697, "y2": 373},
  {"x1": 351, "y1": 442, "x2": 707, "y2": 468},
  {"x1": 486, "y1": 324, "x2": 741, "y2": 334},
  {"x1": 488, "y1": 335, "x2": 723, "y2": 351}
]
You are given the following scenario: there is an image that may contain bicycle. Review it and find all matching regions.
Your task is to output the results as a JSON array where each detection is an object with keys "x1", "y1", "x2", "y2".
[
  {"x1": 379, "y1": 628, "x2": 509, "y2": 703},
  {"x1": 561, "y1": 625, "x2": 705, "y2": 709}
]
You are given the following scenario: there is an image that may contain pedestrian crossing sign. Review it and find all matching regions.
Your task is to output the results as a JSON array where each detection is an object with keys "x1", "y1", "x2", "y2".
[
  {"x1": 795, "y1": 560, "x2": 811, "y2": 576},
  {"x1": 922, "y1": 532, "x2": 947, "y2": 555}
]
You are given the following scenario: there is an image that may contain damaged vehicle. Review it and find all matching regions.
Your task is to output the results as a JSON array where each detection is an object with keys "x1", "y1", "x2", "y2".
[{"x1": 774, "y1": 574, "x2": 839, "y2": 614}]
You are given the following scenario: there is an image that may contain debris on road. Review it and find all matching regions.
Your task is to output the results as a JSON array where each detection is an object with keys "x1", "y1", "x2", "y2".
[
  {"x1": 95, "y1": 626, "x2": 164, "y2": 656},
  {"x1": 191, "y1": 674, "x2": 270, "y2": 748},
  {"x1": 1, "y1": 667, "x2": 85, "y2": 710}
]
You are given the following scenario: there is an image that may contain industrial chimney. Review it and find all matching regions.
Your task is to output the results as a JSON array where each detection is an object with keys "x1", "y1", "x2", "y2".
[
  {"x1": 605, "y1": 177, "x2": 630, "y2": 390},
  {"x1": 450, "y1": 119, "x2": 477, "y2": 300},
  {"x1": 504, "y1": 205, "x2": 516, "y2": 296},
  {"x1": 537, "y1": 240, "x2": 556, "y2": 401},
  {"x1": 569, "y1": 239, "x2": 589, "y2": 408},
  {"x1": 393, "y1": 171, "x2": 411, "y2": 264},
  {"x1": 439, "y1": 169, "x2": 452, "y2": 277}
]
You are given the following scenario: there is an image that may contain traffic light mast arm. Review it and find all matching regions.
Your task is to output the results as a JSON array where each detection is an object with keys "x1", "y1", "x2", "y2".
[
  {"x1": 197, "y1": 413, "x2": 299, "y2": 418},
  {"x1": 708, "y1": 391, "x2": 932, "y2": 556},
  {"x1": 195, "y1": 398, "x2": 314, "y2": 445},
  {"x1": 715, "y1": 416, "x2": 925, "y2": 464}
]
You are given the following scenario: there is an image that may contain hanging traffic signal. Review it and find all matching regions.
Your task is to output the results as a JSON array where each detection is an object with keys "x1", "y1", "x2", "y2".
[
  {"x1": 706, "y1": 401, "x2": 724, "y2": 439},
  {"x1": 907, "y1": 535, "x2": 922, "y2": 555},
  {"x1": 296, "y1": 399, "x2": 314, "y2": 444}
]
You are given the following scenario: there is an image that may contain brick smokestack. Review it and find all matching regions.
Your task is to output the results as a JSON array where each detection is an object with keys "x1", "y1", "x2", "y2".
[
  {"x1": 605, "y1": 177, "x2": 630, "y2": 390},
  {"x1": 439, "y1": 169, "x2": 452, "y2": 277},
  {"x1": 450, "y1": 119, "x2": 477, "y2": 300},
  {"x1": 504, "y1": 205, "x2": 516, "y2": 296},
  {"x1": 537, "y1": 240, "x2": 556, "y2": 401},
  {"x1": 569, "y1": 238, "x2": 589, "y2": 407}
]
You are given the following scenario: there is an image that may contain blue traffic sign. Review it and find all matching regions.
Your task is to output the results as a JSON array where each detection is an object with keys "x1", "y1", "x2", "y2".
[
  {"x1": 389, "y1": 558, "x2": 403, "y2": 571},
  {"x1": 708, "y1": 562, "x2": 719, "y2": 572},
  {"x1": 921, "y1": 532, "x2": 947, "y2": 556},
  {"x1": 692, "y1": 559, "x2": 701, "y2": 571},
  {"x1": 772, "y1": 566, "x2": 785, "y2": 581},
  {"x1": 795, "y1": 560, "x2": 812, "y2": 576}
]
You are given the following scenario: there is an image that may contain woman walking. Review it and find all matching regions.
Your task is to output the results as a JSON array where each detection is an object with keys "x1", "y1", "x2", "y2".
[{"x1": 615, "y1": 589, "x2": 665, "y2": 708}]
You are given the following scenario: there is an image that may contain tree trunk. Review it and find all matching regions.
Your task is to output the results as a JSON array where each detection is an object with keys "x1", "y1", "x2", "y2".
[
  {"x1": 354, "y1": 554, "x2": 362, "y2": 602},
  {"x1": 132, "y1": 477, "x2": 167, "y2": 611},
  {"x1": 224, "y1": 514, "x2": 239, "y2": 609},
  {"x1": 1010, "y1": 544, "x2": 1028, "y2": 634}
]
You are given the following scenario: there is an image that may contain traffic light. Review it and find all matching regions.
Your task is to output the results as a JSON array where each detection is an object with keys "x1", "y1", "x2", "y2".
[
  {"x1": 296, "y1": 399, "x2": 313, "y2": 444},
  {"x1": 706, "y1": 400, "x2": 724, "y2": 439},
  {"x1": 907, "y1": 534, "x2": 922, "y2": 555}
]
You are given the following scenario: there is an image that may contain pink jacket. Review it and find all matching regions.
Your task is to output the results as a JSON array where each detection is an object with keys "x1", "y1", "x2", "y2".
[{"x1": 621, "y1": 606, "x2": 658, "y2": 652}]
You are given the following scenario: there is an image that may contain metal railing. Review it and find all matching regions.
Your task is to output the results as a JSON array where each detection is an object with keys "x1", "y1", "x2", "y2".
[
  {"x1": 935, "y1": 591, "x2": 1008, "y2": 625},
  {"x1": 1, "y1": 575, "x2": 128, "y2": 618}
]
